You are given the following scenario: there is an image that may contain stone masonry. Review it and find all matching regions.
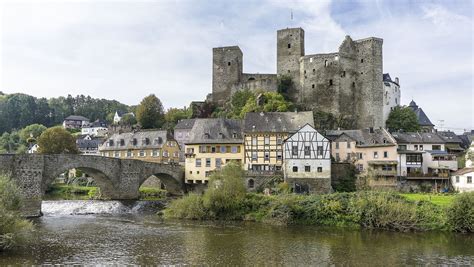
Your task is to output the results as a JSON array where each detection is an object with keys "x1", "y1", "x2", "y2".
[
  {"x1": 211, "y1": 27, "x2": 386, "y2": 129},
  {"x1": 0, "y1": 154, "x2": 184, "y2": 217}
]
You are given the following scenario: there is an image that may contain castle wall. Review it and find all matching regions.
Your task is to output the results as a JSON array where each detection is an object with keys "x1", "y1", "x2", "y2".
[
  {"x1": 212, "y1": 46, "x2": 243, "y2": 104},
  {"x1": 233, "y1": 73, "x2": 278, "y2": 94}
]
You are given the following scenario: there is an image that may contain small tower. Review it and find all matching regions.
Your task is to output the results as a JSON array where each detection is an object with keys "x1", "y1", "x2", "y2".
[{"x1": 212, "y1": 46, "x2": 243, "y2": 105}]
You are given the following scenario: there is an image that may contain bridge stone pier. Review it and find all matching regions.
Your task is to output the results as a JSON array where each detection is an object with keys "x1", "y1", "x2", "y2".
[{"x1": 0, "y1": 154, "x2": 185, "y2": 217}]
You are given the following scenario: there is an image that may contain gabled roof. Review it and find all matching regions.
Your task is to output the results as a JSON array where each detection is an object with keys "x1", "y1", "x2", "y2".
[
  {"x1": 187, "y1": 118, "x2": 243, "y2": 144},
  {"x1": 453, "y1": 168, "x2": 474, "y2": 176},
  {"x1": 326, "y1": 128, "x2": 396, "y2": 147},
  {"x1": 243, "y1": 111, "x2": 314, "y2": 133},
  {"x1": 64, "y1": 115, "x2": 89, "y2": 121},
  {"x1": 285, "y1": 123, "x2": 328, "y2": 142},
  {"x1": 437, "y1": 131, "x2": 463, "y2": 144},
  {"x1": 391, "y1": 132, "x2": 445, "y2": 144},
  {"x1": 408, "y1": 100, "x2": 434, "y2": 127},
  {"x1": 383, "y1": 73, "x2": 399, "y2": 85},
  {"x1": 101, "y1": 130, "x2": 173, "y2": 150},
  {"x1": 175, "y1": 119, "x2": 196, "y2": 130}
]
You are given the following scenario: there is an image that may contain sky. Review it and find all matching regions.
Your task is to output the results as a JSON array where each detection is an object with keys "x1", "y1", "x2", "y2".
[{"x1": 0, "y1": 0, "x2": 473, "y2": 132}]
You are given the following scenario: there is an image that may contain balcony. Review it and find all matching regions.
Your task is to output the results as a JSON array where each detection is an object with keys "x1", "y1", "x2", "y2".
[
  {"x1": 405, "y1": 171, "x2": 450, "y2": 179},
  {"x1": 184, "y1": 153, "x2": 195, "y2": 158},
  {"x1": 245, "y1": 170, "x2": 283, "y2": 177}
]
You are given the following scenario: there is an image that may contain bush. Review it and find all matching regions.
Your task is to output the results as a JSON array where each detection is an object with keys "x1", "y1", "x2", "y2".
[
  {"x1": 0, "y1": 174, "x2": 32, "y2": 251},
  {"x1": 139, "y1": 187, "x2": 167, "y2": 200},
  {"x1": 164, "y1": 193, "x2": 206, "y2": 220},
  {"x1": 447, "y1": 192, "x2": 474, "y2": 232}
]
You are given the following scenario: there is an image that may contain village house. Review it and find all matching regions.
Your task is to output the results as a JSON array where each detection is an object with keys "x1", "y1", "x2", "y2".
[
  {"x1": 451, "y1": 168, "x2": 474, "y2": 193},
  {"x1": 99, "y1": 130, "x2": 180, "y2": 164},
  {"x1": 184, "y1": 118, "x2": 244, "y2": 184},
  {"x1": 242, "y1": 111, "x2": 314, "y2": 174},
  {"x1": 283, "y1": 124, "x2": 331, "y2": 193},
  {"x1": 327, "y1": 128, "x2": 398, "y2": 188},
  {"x1": 62, "y1": 115, "x2": 90, "y2": 130},
  {"x1": 437, "y1": 130, "x2": 466, "y2": 155},
  {"x1": 174, "y1": 119, "x2": 196, "y2": 164},
  {"x1": 81, "y1": 119, "x2": 108, "y2": 137},
  {"x1": 76, "y1": 134, "x2": 104, "y2": 156},
  {"x1": 391, "y1": 132, "x2": 458, "y2": 192}
]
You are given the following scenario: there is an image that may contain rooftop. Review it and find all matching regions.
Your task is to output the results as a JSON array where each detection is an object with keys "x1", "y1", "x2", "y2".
[
  {"x1": 243, "y1": 111, "x2": 314, "y2": 133},
  {"x1": 391, "y1": 132, "x2": 445, "y2": 144},
  {"x1": 187, "y1": 118, "x2": 243, "y2": 144},
  {"x1": 326, "y1": 128, "x2": 396, "y2": 147}
]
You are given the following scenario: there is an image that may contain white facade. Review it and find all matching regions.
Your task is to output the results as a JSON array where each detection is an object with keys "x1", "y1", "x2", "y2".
[
  {"x1": 283, "y1": 124, "x2": 331, "y2": 180},
  {"x1": 113, "y1": 111, "x2": 122, "y2": 123},
  {"x1": 397, "y1": 142, "x2": 457, "y2": 176},
  {"x1": 382, "y1": 75, "x2": 401, "y2": 124},
  {"x1": 451, "y1": 169, "x2": 474, "y2": 192},
  {"x1": 27, "y1": 144, "x2": 39, "y2": 154},
  {"x1": 81, "y1": 126, "x2": 108, "y2": 136}
]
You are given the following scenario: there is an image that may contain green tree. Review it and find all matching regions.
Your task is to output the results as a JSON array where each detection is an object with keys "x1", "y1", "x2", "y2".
[
  {"x1": 386, "y1": 106, "x2": 421, "y2": 132},
  {"x1": 136, "y1": 94, "x2": 165, "y2": 129},
  {"x1": 19, "y1": 124, "x2": 47, "y2": 144},
  {"x1": 120, "y1": 113, "x2": 137, "y2": 126},
  {"x1": 228, "y1": 89, "x2": 254, "y2": 118},
  {"x1": 164, "y1": 107, "x2": 192, "y2": 129},
  {"x1": 240, "y1": 91, "x2": 292, "y2": 117},
  {"x1": 0, "y1": 131, "x2": 21, "y2": 153},
  {"x1": 37, "y1": 126, "x2": 79, "y2": 154},
  {"x1": 277, "y1": 75, "x2": 293, "y2": 100}
]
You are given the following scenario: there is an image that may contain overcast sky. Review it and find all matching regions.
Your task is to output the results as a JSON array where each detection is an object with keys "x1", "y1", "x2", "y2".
[{"x1": 1, "y1": 0, "x2": 472, "y2": 132}]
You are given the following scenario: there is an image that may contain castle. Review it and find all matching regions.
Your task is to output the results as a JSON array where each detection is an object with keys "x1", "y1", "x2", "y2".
[{"x1": 211, "y1": 27, "x2": 400, "y2": 129}]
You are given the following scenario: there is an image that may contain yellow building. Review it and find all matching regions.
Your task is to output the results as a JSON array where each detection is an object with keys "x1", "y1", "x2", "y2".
[
  {"x1": 243, "y1": 111, "x2": 314, "y2": 173},
  {"x1": 99, "y1": 130, "x2": 180, "y2": 163},
  {"x1": 184, "y1": 118, "x2": 244, "y2": 184}
]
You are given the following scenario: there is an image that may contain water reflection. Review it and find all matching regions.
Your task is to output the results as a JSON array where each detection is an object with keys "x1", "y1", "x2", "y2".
[{"x1": 0, "y1": 213, "x2": 472, "y2": 265}]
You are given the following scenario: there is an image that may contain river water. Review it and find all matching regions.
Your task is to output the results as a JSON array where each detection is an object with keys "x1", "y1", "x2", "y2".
[{"x1": 1, "y1": 200, "x2": 473, "y2": 265}]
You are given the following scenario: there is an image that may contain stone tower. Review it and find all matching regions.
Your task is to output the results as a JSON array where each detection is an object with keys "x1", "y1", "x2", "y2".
[
  {"x1": 212, "y1": 46, "x2": 243, "y2": 105},
  {"x1": 277, "y1": 28, "x2": 305, "y2": 102}
]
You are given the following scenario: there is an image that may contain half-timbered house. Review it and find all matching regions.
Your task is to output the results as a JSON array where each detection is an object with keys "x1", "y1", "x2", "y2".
[{"x1": 283, "y1": 124, "x2": 332, "y2": 193}]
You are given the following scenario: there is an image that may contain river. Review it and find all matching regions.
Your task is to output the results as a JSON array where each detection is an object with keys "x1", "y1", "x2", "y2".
[{"x1": 1, "y1": 200, "x2": 473, "y2": 265}]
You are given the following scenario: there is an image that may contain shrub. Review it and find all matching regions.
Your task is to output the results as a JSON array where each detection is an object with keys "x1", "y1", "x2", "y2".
[
  {"x1": 0, "y1": 174, "x2": 32, "y2": 251},
  {"x1": 164, "y1": 193, "x2": 206, "y2": 220},
  {"x1": 139, "y1": 187, "x2": 167, "y2": 200},
  {"x1": 447, "y1": 192, "x2": 474, "y2": 233}
]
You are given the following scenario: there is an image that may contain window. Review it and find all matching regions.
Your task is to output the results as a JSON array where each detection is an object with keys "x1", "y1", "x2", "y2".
[
  {"x1": 132, "y1": 138, "x2": 137, "y2": 146},
  {"x1": 288, "y1": 43, "x2": 291, "y2": 49},
  {"x1": 277, "y1": 137, "x2": 283, "y2": 145},
  {"x1": 205, "y1": 171, "x2": 210, "y2": 177},
  {"x1": 313, "y1": 68, "x2": 315, "y2": 73},
  {"x1": 108, "y1": 140, "x2": 114, "y2": 146},
  {"x1": 384, "y1": 151, "x2": 388, "y2": 158},
  {"x1": 358, "y1": 153, "x2": 363, "y2": 159},
  {"x1": 347, "y1": 142, "x2": 351, "y2": 148},
  {"x1": 216, "y1": 158, "x2": 222, "y2": 168},
  {"x1": 227, "y1": 62, "x2": 231, "y2": 66},
  {"x1": 196, "y1": 159, "x2": 201, "y2": 167},
  {"x1": 264, "y1": 151, "x2": 270, "y2": 161},
  {"x1": 120, "y1": 139, "x2": 125, "y2": 146},
  {"x1": 305, "y1": 166, "x2": 311, "y2": 172},
  {"x1": 432, "y1": 145, "x2": 441, "y2": 150},
  {"x1": 324, "y1": 60, "x2": 328, "y2": 67},
  {"x1": 468, "y1": 176, "x2": 472, "y2": 184},
  {"x1": 360, "y1": 58, "x2": 364, "y2": 63},
  {"x1": 206, "y1": 158, "x2": 211, "y2": 167},
  {"x1": 163, "y1": 151, "x2": 169, "y2": 157},
  {"x1": 114, "y1": 151, "x2": 120, "y2": 158},
  {"x1": 317, "y1": 146, "x2": 323, "y2": 156},
  {"x1": 264, "y1": 136, "x2": 270, "y2": 145},
  {"x1": 346, "y1": 153, "x2": 351, "y2": 161},
  {"x1": 248, "y1": 179, "x2": 255, "y2": 189},
  {"x1": 341, "y1": 71, "x2": 346, "y2": 77},
  {"x1": 356, "y1": 164, "x2": 364, "y2": 172},
  {"x1": 399, "y1": 145, "x2": 407, "y2": 150},
  {"x1": 414, "y1": 145, "x2": 418, "y2": 150},
  {"x1": 211, "y1": 146, "x2": 216, "y2": 153},
  {"x1": 382, "y1": 165, "x2": 392, "y2": 171},
  {"x1": 292, "y1": 146, "x2": 298, "y2": 156},
  {"x1": 329, "y1": 79, "x2": 333, "y2": 86},
  {"x1": 419, "y1": 145, "x2": 424, "y2": 151},
  {"x1": 336, "y1": 153, "x2": 340, "y2": 161},
  {"x1": 335, "y1": 142, "x2": 339, "y2": 149},
  {"x1": 127, "y1": 150, "x2": 132, "y2": 157},
  {"x1": 277, "y1": 151, "x2": 282, "y2": 160},
  {"x1": 231, "y1": 146, "x2": 239, "y2": 153},
  {"x1": 220, "y1": 146, "x2": 227, "y2": 153},
  {"x1": 252, "y1": 151, "x2": 258, "y2": 161},
  {"x1": 317, "y1": 167, "x2": 322, "y2": 173},
  {"x1": 252, "y1": 137, "x2": 257, "y2": 146},
  {"x1": 305, "y1": 146, "x2": 311, "y2": 156},
  {"x1": 189, "y1": 171, "x2": 192, "y2": 174},
  {"x1": 374, "y1": 152, "x2": 378, "y2": 159},
  {"x1": 455, "y1": 176, "x2": 460, "y2": 183},
  {"x1": 312, "y1": 84, "x2": 315, "y2": 89},
  {"x1": 292, "y1": 166, "x2": 298, "y2": 172},
  {"x1": 139, "y1": 150, "x2": 145, "y2": 157}
]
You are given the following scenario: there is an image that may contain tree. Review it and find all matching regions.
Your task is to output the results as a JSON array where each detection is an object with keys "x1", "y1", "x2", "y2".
[
  {"x1": 0, "y1": 131, "x2": 21, "y2": 153},
  {"x1": 164, "y1": 107, "x2": 192, "y2": 129},
  {"x1": 240, "y1": 91, "x2": 292, "y2": 117},
  {"x1": 136, "y1": 94, "x2": 165, "y2": 129},
  {"x1": 120, "y1": 113, "x2": 137, "y2": 126},
  {"x1": 386, "y1": 106, "x2": 420, "y2": 132},
  {"x1": 37, "y1": 126, "x2": 78, "y2": 154},
  {"x1": 19, "y1": 124, "x2": 47, "y2": 144},
  {"x1": 228, "y1": 90, "x2": 254, "y2": 118},
  {"x1": 277, "y1": 75, "x2": 293, "y2": 101}
]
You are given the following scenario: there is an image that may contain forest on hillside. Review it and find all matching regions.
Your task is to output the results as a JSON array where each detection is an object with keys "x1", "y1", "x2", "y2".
[{"x1": 0, "y1": 93, "x2": 132, "y2": 134}]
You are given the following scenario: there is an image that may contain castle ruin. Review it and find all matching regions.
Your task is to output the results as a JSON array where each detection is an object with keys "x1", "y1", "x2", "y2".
[{"x1": 211, "y1": 27, "x2": 397, "y2": 129}]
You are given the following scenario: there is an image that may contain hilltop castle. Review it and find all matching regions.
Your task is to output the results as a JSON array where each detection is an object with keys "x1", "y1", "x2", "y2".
[{"x1": 211, "y1": 27, "x2": 400, "y2": 129}]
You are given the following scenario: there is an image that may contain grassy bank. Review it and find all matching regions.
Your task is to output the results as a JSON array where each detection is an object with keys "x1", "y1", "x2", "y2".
[
  {"x1": 164, "y1": 163, "x2": 473, "y2": 232},
  {"x1": 45, "y1": 184, "x2": 167, "y2": 200},
  {"x1": 400, "y1": 193, "x2": 455, "y2": 207}
]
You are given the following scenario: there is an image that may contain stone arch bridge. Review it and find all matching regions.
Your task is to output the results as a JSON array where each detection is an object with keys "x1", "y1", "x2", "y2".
[{"x1": 0, "y1": 154, "x2": 185, "y2": 217}]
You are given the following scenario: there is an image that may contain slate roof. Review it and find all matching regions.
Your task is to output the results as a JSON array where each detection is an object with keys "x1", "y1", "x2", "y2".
[
  {"x1": 100, "y1": 130, "x2": 173, "y2": 150},
  {"x1": 437, "y1": 131, "x2": 463, "y2": 144},
  {"x1": 243, "y1": 111, "x2": 314, "y2": 133},
  {"x1": 76, "y1": 138, "x2": 102, "y2": 149},
  {"x1": 187, "y1": 118, "x2": 243, "y2": 144},
  {"x1": 64, "y1": 115, "x2": 89, "y2": 121},
  {"x1": 391, "y1": 132, "x2": 445, "y2": 144},
  {"x1": 458, "y1": 134, "x2": 471, "y2": 149},
  {"x1": 326, "y1": 128, "x2": 396, "y2": 147},
  {"x1": 408, "y1": 101, "x2": 434, "y2": 127},
  {"x1": 175, "y1": 119, "x2": 196, "y2": 130}
]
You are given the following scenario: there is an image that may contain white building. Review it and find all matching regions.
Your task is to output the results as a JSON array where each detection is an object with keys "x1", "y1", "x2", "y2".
[
  {"x1": 283, "y1": 124, "x2": 331, "y2": 193},
  {"x1": 81, "y1": 119, "x2": 108, "y2": 137},
  {"x1": 382, "y1": 73, "x2": 401, "y2": 125},
  {"x1": 27, "y1": 143, "x2": 39, "y2": 154},
  {"x1": 451, "y1": 168, "x2": 474, "y2": 192},
  {"x1": 113, "y1": 111, "x2": 135, "y2": 124}
]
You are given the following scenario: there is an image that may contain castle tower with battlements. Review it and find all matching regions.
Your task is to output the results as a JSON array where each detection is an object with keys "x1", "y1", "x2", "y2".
[{"x1": 211, "y1": 27, "x2": 397, "y2": 129}]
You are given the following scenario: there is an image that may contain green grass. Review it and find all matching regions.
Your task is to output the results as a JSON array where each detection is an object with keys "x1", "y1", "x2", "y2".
[{"x1": 399, "y1": 193, "x2": 455, "y2": 207}]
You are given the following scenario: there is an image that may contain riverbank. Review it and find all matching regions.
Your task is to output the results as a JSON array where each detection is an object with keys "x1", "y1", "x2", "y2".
[
  {"x1": 45, "y1": 184, "x2": 167, "y2": 200},
  {"x1": 164, "y1": 191, "x2": 474, "y2": 232}
]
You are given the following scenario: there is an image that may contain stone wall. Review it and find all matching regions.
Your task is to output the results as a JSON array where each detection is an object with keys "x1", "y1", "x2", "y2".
[{"x1": 286, "y1": 177, "x2": 332, "y2": 194}]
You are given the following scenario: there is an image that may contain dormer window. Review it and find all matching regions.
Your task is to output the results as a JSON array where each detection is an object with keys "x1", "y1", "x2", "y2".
[
  {"x1": 218, "y1": 132, "x2": 224, "y2": 139},
  {"x1": 232, "y1": 132, "x2": 237, "y2": 138},
  {"x1": 132, "y1": 138, "x2": 137, "y2": 146},
  {"x1": 120, "y1": 139, "x2": 125, "y2": 146},
  {"x1": 108, "y1": 140, "x2": 114, "y2": 146},
  {"x1": 158, "y1": 137, "x2": 163, "y2": 144},
  {"x1": 142, "y1": 138, "x2": 150, "y2": 145},
  {"x1": 204, "y1": 133, "x2": 210, "y2": 139}
]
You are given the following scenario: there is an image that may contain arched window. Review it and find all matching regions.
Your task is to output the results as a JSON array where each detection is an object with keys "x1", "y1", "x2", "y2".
[
  {"x1": 248, "y1": 179, "x2": 255, "y2": 189},
  {"x1": 248, "y1": 77, "x2": 255, "y2": 81}
]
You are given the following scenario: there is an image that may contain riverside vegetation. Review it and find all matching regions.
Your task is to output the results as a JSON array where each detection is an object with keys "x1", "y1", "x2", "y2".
[
  {"x1": 165, "y1": 163, "x2": 474, "y2": 233},
  {"x1": 45, "y1": 184, "x2": 167, "y2": 200},
  {"x1": 0, "y1": 174, "x2": 32, "y2": 251}
]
